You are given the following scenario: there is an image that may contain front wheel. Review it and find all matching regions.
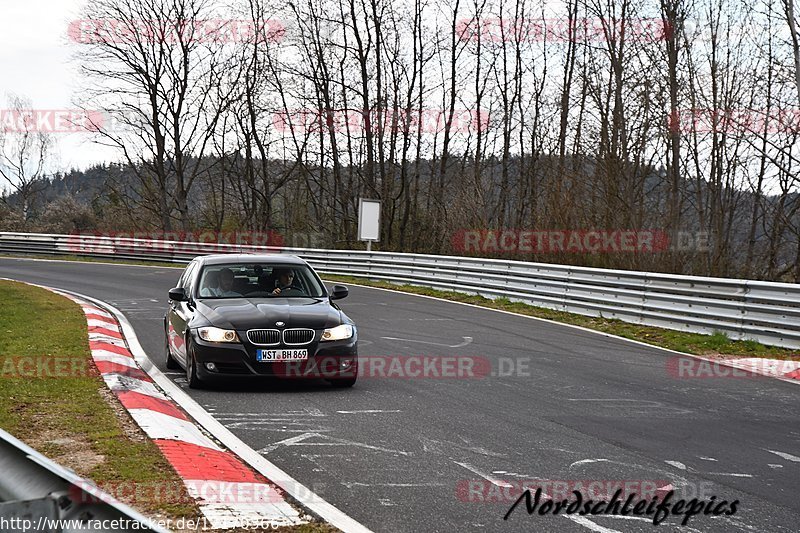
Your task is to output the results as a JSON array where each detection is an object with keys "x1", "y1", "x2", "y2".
[{"x1": 185, "y1": 339, "x2": 205, "y2": 389}]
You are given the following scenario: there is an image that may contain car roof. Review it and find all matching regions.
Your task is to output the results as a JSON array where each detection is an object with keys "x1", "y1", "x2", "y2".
[{"x1": 193, "y1": 254, "x2": 307, "y2": 266}]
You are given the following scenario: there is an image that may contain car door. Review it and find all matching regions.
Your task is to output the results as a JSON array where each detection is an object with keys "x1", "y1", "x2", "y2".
[{"x1": 168, "y1": 261, "x2": 197, "y2": 364}]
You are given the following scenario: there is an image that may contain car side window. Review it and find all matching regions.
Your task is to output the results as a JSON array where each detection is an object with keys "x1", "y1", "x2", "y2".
[
  {"x1": 181, "y1": 263, "x2": 197, "y2": 294},
  {"x1": 176, "y1": 266, "x2": 188, "y2": 288}
]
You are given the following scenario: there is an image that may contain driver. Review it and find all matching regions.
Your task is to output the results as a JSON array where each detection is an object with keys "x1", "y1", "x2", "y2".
[
  {"x1": 199, "y1": 270, "x2": 220, "y2": 297},
  {"x1": 271, "y1": 268, "x2": 295, "y2": 295},
  {"x1": 217, "y1": 268, "x2": 241, "y2": 297}
]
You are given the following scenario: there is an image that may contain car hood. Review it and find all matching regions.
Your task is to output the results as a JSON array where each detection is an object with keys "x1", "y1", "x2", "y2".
[{"x1": 193, "y1": 298, "x2": 342, "y2": 330}]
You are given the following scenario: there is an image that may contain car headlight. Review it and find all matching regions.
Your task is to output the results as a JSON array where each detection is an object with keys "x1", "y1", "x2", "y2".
[
  {"x1": 321, "y1": 324, "x2": 354, "y2": 342},
  {"x1": 197, "y1": 327, "x2": 239, "y2": 343}
]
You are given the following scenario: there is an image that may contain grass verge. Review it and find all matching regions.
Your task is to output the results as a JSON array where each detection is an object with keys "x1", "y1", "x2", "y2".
[
  {"x1": 0, "y1": 279, "x2": 197, "y2": 518},
  {"x1": 323, "y1": 274, "x2": 799, "y2": 360},
  {"x1": 0, "y1": 279, "x2": 334, "y2": 532}
]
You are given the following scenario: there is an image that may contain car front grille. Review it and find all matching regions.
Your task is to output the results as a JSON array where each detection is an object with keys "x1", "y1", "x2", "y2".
[
  {"x1": 247, "y1": 329, "x2": 281, "y2": 345},
  {"x1": 283, "y1": 328, "x2": 315, "y2": 345}
]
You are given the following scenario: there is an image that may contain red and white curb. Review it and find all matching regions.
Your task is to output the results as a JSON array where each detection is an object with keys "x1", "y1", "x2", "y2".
[{"x1": 54, "y1": 290, "x2": 308, "y2": 529}]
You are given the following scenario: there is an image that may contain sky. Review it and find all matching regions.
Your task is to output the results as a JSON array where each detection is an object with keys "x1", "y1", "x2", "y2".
[{"x1": 0, "y1": 0, "x2": 119, "y2": 172}]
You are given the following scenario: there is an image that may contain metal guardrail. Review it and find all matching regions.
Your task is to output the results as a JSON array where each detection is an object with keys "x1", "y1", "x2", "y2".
[
  {"x1": 1, "y1": 231, "x2": 799, "y2": 349},
  {"x1": 0, "y1": 427, "x2": 168, "y2": 532}
]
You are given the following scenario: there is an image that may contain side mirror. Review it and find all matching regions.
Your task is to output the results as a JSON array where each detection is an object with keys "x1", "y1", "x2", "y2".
[
  {"x1": 168, "y1": 287, "x2": 187, "y2": 302},
  {"x1": 330, "y1": 285, "x2": 349, "y2": 300}
]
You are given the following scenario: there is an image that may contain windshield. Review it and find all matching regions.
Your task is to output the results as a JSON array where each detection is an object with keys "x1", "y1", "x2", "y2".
[{"x1": 196, "y1": 263, "x2": 325, "y2": 299}]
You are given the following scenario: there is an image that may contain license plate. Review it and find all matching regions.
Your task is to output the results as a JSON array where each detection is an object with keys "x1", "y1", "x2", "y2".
[{"x1": 257, "y1": 349, "x2": 308, "y2": 362}]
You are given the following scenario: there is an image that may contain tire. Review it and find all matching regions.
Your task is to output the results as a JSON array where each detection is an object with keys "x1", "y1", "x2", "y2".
[
  {"x1": 185, "y1": 339, "x2": 205, "y2": 389},
  {"x1": 327, "y1": 360, "x2": 358, "y2": 388},
  {"x1": 165, "y1": 328, "x2": 180, "y2": 370}
]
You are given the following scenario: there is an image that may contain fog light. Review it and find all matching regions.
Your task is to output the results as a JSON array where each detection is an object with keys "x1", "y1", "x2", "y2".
[
  {"x1": 205, "y1": 362, "x2": 217, "y2": 372},
  {"x1": 341, "y1": 360, "x2": 353, "y2": 369}
]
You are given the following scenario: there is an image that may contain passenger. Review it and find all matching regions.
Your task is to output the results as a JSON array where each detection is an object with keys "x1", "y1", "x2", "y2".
[
  {"x1": 199, "y1": 271, "x2": 220, "y2": 297},
  {"x1": 271, "y1": 268, "x2": 295, "y2": 295},
  {"x1": 258, "y1": 273, "x2": 274, "y2": 292},
  {"x1": 217, "y1": 268, "x2": 241, "y2": 297}
]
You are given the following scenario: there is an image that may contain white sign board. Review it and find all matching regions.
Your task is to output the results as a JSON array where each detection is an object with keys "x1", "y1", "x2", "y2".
[{"x1": 358, "y1": 199, "x2": 381, "y2": 241}]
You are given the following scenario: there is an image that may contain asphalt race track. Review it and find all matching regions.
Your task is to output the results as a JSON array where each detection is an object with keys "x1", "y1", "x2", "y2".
[{"x1": 1, "y1": 256, "x2": 799, "y2": 533}]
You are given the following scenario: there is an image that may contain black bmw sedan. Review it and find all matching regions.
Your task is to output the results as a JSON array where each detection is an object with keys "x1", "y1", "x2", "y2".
[{"x1": 164, "y1": 254, "x2": 357, "y2": 388}]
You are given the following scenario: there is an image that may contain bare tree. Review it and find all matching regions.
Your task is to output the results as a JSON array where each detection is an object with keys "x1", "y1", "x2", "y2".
[
  {"x1": 77, "y1": 0, "x2": 241, "y2": 231},
  {"x1": 0, "y1": 95, "x2": 52, "y2": 221}
]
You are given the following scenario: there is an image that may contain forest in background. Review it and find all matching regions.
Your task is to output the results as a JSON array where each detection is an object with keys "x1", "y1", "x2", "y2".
[{"x1": 2, "y1": 0, "x2": 800, "y2": 281}]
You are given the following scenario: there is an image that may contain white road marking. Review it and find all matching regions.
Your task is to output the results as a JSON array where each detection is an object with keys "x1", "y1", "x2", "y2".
[
  {"x1": 380, "y1": 335, "x2": 473, "y2": 348},
  {"x1": 259, "y1": 432, "x2": 410, "y2": 456},
  {"x1": 564, "y1": 515, "x2": 623, "y2": 533},
  {"x1": 341, "y1": 482, "x2": 445, "y2": 488},
  {"x1": 478, "y1": 466, "x2": 625, "y2": 533},
  {"x1": 225, "y1": 423, "x2": 331, "y2": 432},
  {"x1": 491, "y1": 471, "x2": 530, "y2": 478},
  {"x1": 707, "y1": 472, "x2": 753, "y2": 478},
  {"x1": 665, "y1": 460, "x2": 687, "y2": 470},
  {"x1": 765, "y1": 449, "x2": 800, "y2": 462},
  {"x1": 455, "y1": 460, "x2": 625, "y2": 533},
  {"x1": 570, "y1": 458, "x2": 610, "y2": 468},
  {"x1": 399, "y1": 318, "x2": 454, "y2": 321},
  {"x1": 336, "y1": 410, "x2": 401, "y2": 414},
  {"x1": 210, "y1": 411, "x2": 326, "y2": 417},
  {"x1": 454, "y1": 462, "x2": 512, "y2": 488},
  {"x1": 259, "y1": 433, "x2": 319, "y2": 454},
  {"x1": 699, "y1": 456, "x2": 718, "y2": 461},
  {"x1": 768, "y1": 464, "x2": 784, "y2": 468},
  {"x1": 603, "y1": 515, "x2": 652, "y2": 522},
  {"x1": 420, "y1": 436, "x2": 507, "y2": 458},
  {"x1": 566, "y1": 398, "x2": 644, "y2": 401},
  {"x1": 716, "y1": 515, "x2": 763, "y2": 532}
]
